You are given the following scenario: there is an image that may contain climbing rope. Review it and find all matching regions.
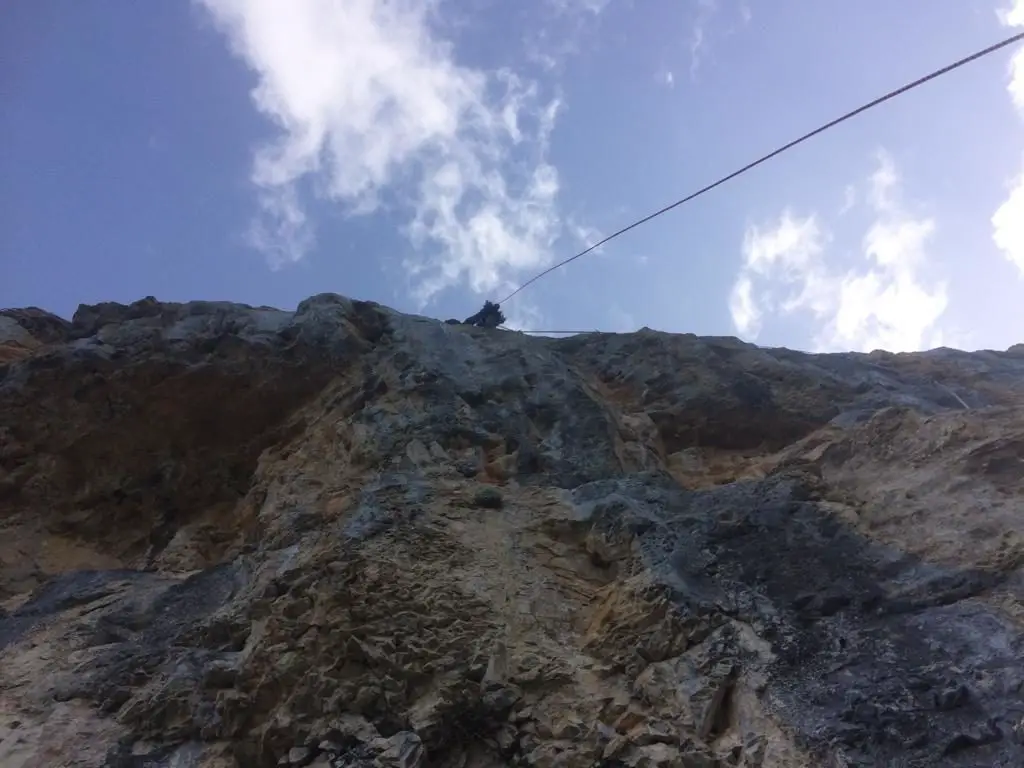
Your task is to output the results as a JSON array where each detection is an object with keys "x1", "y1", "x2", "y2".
[{"x1": 494, "y1": 31, "x2": 1024, "y2": 307}]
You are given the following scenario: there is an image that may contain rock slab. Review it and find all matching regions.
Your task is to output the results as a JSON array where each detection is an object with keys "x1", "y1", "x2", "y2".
[{"x1": 1, "y1": 294, "x2": 1024, "y2": 767}]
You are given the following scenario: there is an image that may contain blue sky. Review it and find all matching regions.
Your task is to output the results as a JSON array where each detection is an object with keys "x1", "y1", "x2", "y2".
[{"x1": 3, "y1": 0, "x2": 1023, "y2": 352}]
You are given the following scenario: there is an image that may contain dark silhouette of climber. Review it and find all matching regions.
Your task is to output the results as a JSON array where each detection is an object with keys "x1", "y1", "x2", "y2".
[{"x1": 461, "y1": 301, "x2": 505, "y2": 328}]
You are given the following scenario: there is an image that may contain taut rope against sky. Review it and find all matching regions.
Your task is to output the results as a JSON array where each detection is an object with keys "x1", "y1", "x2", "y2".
[{"x1": 496, "y1": 31, "x2": 1024, "y2": 313}]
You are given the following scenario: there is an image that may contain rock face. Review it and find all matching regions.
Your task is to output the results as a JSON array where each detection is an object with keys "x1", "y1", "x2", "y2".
[{"x1": 1, "y1": 293, "x2": 1023, "y2": 768}]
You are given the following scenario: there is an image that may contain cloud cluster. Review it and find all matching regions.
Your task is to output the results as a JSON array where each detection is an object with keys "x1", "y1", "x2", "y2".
[
  {"x1": 729, "y1": 152, "x2": 948, "y2": 353},
  {"x1": 992, "y1": 0, "x2": 1024, "y2": 277},
  {"x1": 688, "y1": 0, "x2": 716, "y2": 79},
  {"x1": 195, "y1": 0, "x2": 578, "y2": 304},
  {"x1": 547, "y1": 0, "x2": 610, "y2": 16},
  {"x1": 687, "y1": 0, "x2": 751, "y2": 80}
]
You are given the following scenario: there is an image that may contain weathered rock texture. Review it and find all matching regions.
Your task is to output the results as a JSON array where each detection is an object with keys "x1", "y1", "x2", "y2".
[{"x1": 2, "y1": 294, "x2": 1024, "y2": 768}]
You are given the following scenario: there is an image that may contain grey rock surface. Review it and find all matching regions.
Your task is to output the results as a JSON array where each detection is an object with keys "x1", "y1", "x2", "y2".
[{"x1": 1, "y1": 293, "x2": 1023, "y2": 767}]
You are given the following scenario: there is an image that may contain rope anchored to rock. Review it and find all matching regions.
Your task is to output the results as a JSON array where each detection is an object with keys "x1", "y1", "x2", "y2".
[{"x1": 446, "y1": 300, "x2": 506, "y2": 329}]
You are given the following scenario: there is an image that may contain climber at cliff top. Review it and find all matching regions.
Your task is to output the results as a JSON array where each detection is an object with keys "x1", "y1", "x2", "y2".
[{"x1": 457, "y1": 301, "x2": 505, "y2": 328}]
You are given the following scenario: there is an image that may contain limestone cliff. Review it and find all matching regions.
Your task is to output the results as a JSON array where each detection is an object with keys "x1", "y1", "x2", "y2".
[{"x1": 1, "y1": 294, "x2": 1023, "y2": 768}]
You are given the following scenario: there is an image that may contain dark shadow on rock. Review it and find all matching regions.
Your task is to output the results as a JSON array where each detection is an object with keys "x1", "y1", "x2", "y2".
[
  {"x1": 569, "y1": 470, "x2": 1024, "y2": 767},
  {"x1": 0, "y1": 569, "x2": 164, "y2": 650}
]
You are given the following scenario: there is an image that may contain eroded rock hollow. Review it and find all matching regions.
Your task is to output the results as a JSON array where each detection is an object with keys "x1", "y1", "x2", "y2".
[{"x1": 2, "y1": 294, "x2": 1023, "y2": 767}]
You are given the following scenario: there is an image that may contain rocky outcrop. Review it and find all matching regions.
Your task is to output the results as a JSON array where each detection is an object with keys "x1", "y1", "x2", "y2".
[
  {"x1": 1, "y1": 293, "x2": 1023, "y2": 768},
  {"x1": 0, "y1": 308, "x2": 69, "y2": 364}
]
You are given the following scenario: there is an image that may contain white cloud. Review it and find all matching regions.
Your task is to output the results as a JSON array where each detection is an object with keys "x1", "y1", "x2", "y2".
[
  {"x1": 1009, "y1": 42, "x2": 1024, "y2": 112},
  {"x1": 727, "y1": 273, "x2": 760, "y2": 337},
  {"x1": 248, "y1": 185, "x2": 315, "y2": 269},
  {"x1": 687, "y1": 0, "x2": 749, "y2": 79},
  {"x1": 991, "y1": 1, "x2": 1024, "y2": 278},
  {"x1": 525, "y1": 0, "x2": 609, "y2": 73},
  {"x1": 728, "y1": 152, "x2": 948, "y2": 353},
  {"x1": 688, "y1": 0, "x2": 716, "y2": 79},
  {"x1": 499, "y1": 298, "x2": 545, "y2": 333},
  {"x1": 568, "y1": 220, "x2": 606, "y2": 256},
  {"x1": 993, "y1": 164, "x2": 1024, "y2": 276},
  {"x1": 838, "y1": 184, "x2": 856, "y2": 215},
  {"x1": 867, "y1": 152, "x2": 898, "y2": 210},
  {"x1": 196, "y1": 0, "x2": 569, "y2": 303},
  {"x1": 547, "y1": 0, "x2": 610, "y2": 14},
  {"x1": 999, "y1": 0, "x2": 1024, "y2": 30},
  {"x1": 742, "y1": 209, "x2": 826, "y2": 277}
]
